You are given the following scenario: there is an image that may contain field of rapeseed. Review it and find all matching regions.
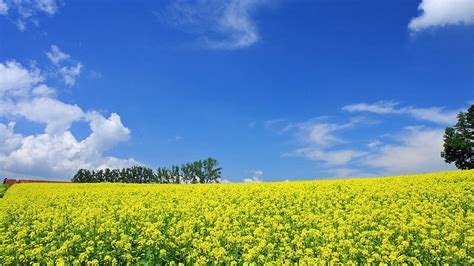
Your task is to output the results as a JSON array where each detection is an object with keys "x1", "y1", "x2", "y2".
[{"x1": 0, "y1": 170, "x2": 473, "y2": 265}]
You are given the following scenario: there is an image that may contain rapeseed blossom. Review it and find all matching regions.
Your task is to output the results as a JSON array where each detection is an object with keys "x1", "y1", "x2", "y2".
[{"x1": 0, "y1": 170, "x2": 472, "y2": 264}]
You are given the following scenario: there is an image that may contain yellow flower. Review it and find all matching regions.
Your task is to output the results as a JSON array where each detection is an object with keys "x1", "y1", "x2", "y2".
[{"x1": 0, "y1": 170, "x2": 472, "y2": 264}]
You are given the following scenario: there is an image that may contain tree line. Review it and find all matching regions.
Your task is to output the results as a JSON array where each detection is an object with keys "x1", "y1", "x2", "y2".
[{"x1": 72, "y1": 157, "x2": 222, "y2": 184}]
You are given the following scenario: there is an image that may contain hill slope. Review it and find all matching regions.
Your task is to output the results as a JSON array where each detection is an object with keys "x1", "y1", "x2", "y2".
[{"x1": 1, "y1": 170, "x2": 473, "y2": 264}]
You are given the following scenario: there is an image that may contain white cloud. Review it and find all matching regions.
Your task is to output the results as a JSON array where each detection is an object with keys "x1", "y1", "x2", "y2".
[
  {"x1": 288, "y1": 117, "x2": 370, "y2": 147},
  {"x1": 271, "y1": 102, "x2": 462, "y2": 179},
  {"x1": 58, "y1": 63, "x2": 82, "y2": 87},
  {"x1": 367, "y1": 140, "x2": 382, "y2": 148},
  {"x1": 83, "y1": 112, "x2": 131, "y2": 153},
  {"x1": 0, "y1": 122, "x2": 22, "y2": 154},
  {"x1": 364, "y1": 127, "x2": 455, "y2": 175},
  {"x1": 0, "y1": 0, "x2": 8, "y2": 15},
  {"x1": 404, "y1": 106, "x2": 459, "y2": 125},
  {"x1": 0, "y1": 130, "x2": 138, "y2": 180},
  {"x1": 342, "y1": 101, "x2": 459, "y2": 125},
  {"x1": 299, "y1": 122, "x2": 345, "y2": 146},
  {"x1": 292, "y1": 148, "x2": 366, "y2": 166},
  {"x1": 167, "y1": 0, "x2": 270, "y2": 49},
  {"x1": 95, "y1": 157, "x2": 139, "y2": 171},
  {"x1": 243, "y1": 169, "x2": 263, "y2": 182},
  {"x1": 32, "y1": 84, "x2": 55, "y2": 97},
  {"x1": 272, "y1": 116, "x2": 373, "y2": 168},
  {"x1": 9, "y1": 97, "x2": 83, "y2": 135},
  {"x1": 0, "y1": 61, "x2": 43, "y2": 97},
  {"x1": 0, "y1": 58, "x2": 136, "y2": 180},
  {"x1": 342, "y1": 100, "x2": 398, "y2": 114},
  {"x1": 46, "y1": 45, "x2": 83, "y2": 87},
  {"x1": 36, "y1": 0, "x2": 58, "y2": 15},
  {"x1": 409, "y1": 0, "x2": 474, "y2": 32},
  {"x1": 1, "y1": 0, "x2": 60, "y2": 30},
  {"x1": 46, "y1": 45, "x2": 70, "y2": 64}
]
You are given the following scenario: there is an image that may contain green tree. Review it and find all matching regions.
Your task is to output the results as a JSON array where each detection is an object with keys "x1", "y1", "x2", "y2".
[
  {"x1": 192, "y1": 160, "x2": 205, "y2": 184},
  {"x1": 171, "y1": 165, "x2": 181, "y2": 184},
  {"x1": 180, "y1": 163, "x2": 194, "y2": 184},
  {"x1": 71, "y1": 158, "x2": 224, "y2": 183},
  {"x1": 202, "y1": 157, "x2": 222, "y2": 183},
  {"x1": 72, "y1": 169, "x2": 94, "y2": 182},
  {"x1": 155, "y1": 167, "x2": 171, "y2": 184},
  {"x1": 441, "y1": 105, "x2": 474, "y2": 170}
]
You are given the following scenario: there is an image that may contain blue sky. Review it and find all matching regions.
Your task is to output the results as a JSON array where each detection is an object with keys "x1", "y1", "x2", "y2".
[{"x1": 0, "y1": 0, "x2": 473, "y2": 182}]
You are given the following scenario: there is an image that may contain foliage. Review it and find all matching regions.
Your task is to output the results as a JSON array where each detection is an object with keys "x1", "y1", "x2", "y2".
[
  {"x1": 72, "y1": 157, "x2": 222, "y2": 184},
  {"x1": 0, "y1": 185, "x2": 6, "y2": 199},
  {"x1": 441, "y1": 105, "x2": 474, "y2": 170},
  {"x1": 1, "y1": 170, "x2": 473, "y2": 264}
]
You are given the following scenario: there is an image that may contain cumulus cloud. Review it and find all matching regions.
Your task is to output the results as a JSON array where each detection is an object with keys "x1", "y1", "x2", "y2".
[
  {"x1": 0, "y1": 61, "x2": 43, "y2": 97},
  {"x1": 83, "y1": 112, "x2": 131, "y2": 153},
  {"x1": 0, "y1": 130, "x2": 138, "y2": 180},
  {"x1": 409, "y1": 0, "x2": 474, "y2": 32},
  {"x1": 0, "y1": 0, "x2": 60, "y2": 30},
  {"x1": 14, "y1": 97, "x2": 84, "y2": 134},
  {"x1": 166, "y1": 0, "x2": 271, "y2": 49},
  {"x1": 342, "y1": 101, "x2": 460, "y2": 125},
  {"x1": 46, "y1": 45, "x2": 83, "y2": 87},
  {"x1": 364, "y1": 127, "x2": 456, "y2": 175},
  {"x1": 0, "y1": 58, "x2": 136, "y2": 180},
  {"x1": 0, "y1": 122, "x2": 22, "y2": 154},
  {"x1": 243, "y1": 169, "x2": 263, "y2": 183}
]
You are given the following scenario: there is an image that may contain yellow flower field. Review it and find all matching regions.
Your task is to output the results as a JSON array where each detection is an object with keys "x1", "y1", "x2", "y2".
[{"x1": 1, "y1": 170, "x2": 473, "y2": 265}]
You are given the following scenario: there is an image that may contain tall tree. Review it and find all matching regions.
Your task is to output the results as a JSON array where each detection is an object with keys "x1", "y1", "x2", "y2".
[
  {"x1": 202, "y1": 157, "x2": 222, "y2": 183},
  {"x1": 441, "y1": 105, "x2": 474, "y2": 170},
  {"x1": 171, "y1": 165, "x2": 181, "y2": 184},
  {"x1": 192, "y1": 160, "x2": 204, "y2": 184},
  {"x1": 156, "y1": 167, "x2": 171, "y2": 184},
  {"x1": 180, "y1": 163, "x2": 193, "y2": 184}
]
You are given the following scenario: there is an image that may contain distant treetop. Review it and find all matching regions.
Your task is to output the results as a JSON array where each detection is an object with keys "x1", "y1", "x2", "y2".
[{"x1": 72, "y1": 157, "x2": 222, "y2": 184}]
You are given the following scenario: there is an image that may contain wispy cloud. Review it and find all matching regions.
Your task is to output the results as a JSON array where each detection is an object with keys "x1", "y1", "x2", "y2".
[
  {"x1": 286, "y1": 116, "x2": 373, "y2": 147},
  {"x1": 274, "y1": 116, "x2": 372, "y2": 168},
  {"x1": 165, "y1": 0, "x2": 272, "y2": 50},
  {"x1": 46, "y1": 45, "x2": 70, "y2": 64},
  {"x1": 0, "y1": 0, "x2": 8, "y2": 15},
  {"x1": 0, "y1": 0, "x2": 61, "y2": 30},
  {"x1": 342, "y1": 100, "x2": 398, "y2": 114},
  {"x1": 268, "y1": 101, "x2": 464, "y2": 179},
  {"x1": 46, "y1": 45, "x2": 83, "y2": 87},
  {"x1": 290, "y1": 148, "x2": 366, "y2": 166},
  {"x1": 342, "y1": 100, "x2": 460, "y2": 125},
  {"x1": 364, "y1": 127, "x2": 455, "y2": 175},
  {"x1": 409, "y1": 0, "x2": 474, "y2": 32}
]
